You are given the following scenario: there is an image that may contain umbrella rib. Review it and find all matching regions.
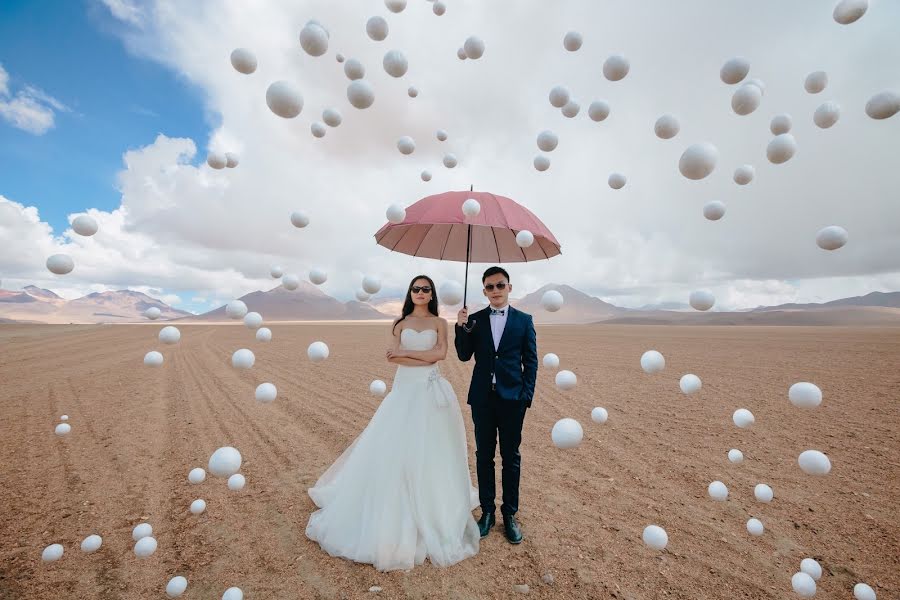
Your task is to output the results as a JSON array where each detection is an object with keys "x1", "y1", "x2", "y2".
[
  {"x1": 412, "y1": 224, "x2": 434, "y2": 257},
  {"x1": 389, "y1": 225, "x2": 414, "y2": 252},
  {"x1": 438, "y1": 223, "x2": 453, "y2": 260},
  {"x1": 490, "y1": 225, "x2": 501, "y2": 264}
]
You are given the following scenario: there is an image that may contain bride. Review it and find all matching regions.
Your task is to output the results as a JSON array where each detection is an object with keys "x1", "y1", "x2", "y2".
[{"x1": 306, "y1": 275, "x2": 480, "y2": 571}]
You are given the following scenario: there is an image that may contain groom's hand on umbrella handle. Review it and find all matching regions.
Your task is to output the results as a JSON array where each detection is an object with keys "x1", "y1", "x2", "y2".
[{"x1": 456, "y1": 308, "x2": 468, "y2": 327}]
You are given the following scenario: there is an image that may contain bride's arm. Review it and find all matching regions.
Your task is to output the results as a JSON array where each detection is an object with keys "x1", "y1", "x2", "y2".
[
  {"x1": 387, "y1": 324, "x2": 436, "y2": 365},
  {"x1": 399, "y1": 319, "x2": 448, "y2": 363}
]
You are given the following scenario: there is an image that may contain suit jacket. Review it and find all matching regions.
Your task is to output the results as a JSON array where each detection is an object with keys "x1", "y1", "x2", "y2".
[{"x1": 454, "y1": 305, "x2": 538, "y2": 407}]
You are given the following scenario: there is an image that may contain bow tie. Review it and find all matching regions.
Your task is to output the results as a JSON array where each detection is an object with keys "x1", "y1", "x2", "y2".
[{"x1": 490, "y1": 308, "x2": 505, "y2": 316}]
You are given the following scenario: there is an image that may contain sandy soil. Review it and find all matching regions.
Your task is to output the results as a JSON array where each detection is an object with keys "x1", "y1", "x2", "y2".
[{"x1": 1, "y1": 323, "x2": 898, "y2": 599}]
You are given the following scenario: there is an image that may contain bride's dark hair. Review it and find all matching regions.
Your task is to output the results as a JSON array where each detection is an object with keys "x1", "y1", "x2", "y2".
[{"x1": 392, "y1": 274, "x2": 439, "y2": 334}]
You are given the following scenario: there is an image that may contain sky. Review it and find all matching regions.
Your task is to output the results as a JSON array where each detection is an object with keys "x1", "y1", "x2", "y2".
[{"x1": 0, "y1": 0, "x2": 899, "y2": 314}]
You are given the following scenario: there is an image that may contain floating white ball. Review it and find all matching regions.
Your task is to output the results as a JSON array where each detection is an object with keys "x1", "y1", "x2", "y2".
[
  {"x1": 209, "y1": 446, "x2": 242, "y2": 477},
  {"x1": 536, "y1": 130, "x2": 558, "y2": 152},
  {"x1": 543, "y1": 353, "x2": 560, "y2": 369},
  {"x1": 853, "y1": 583, "x2": 876, "y2": 600},
  {"x1": 46, "y1": 254, "x2": 74, "y2": 275},
  {"x1": 436, "y1": 129, "x2": 448, "y2": 141},
  {"x1": 603, "y1": 54, "x2": 629, "y2": 81},
  {"x1": 747, "y1": 78, "x2": 766, "y2": 95},
  {"x1": 443, "y1": 153, "x2": 458, "y2": 168},
  {"x1": 166, "y1": 576, "x2": 188, "y2": 598},
  {"x1": 591, "y1": 407, "x2": 608, "y2": 424},
  {"x1": 72, "y1": 214, "x2": 98, "y2": 236},
  {"x1": 703, "y1": 201, "x2": 726, "y2": 221},
  {"x1": 754, "y1": 483, "x2": 774, "y2": 503},
  {"x1": 362, "y1": 275, "x2": 382, "y2": 294},
  {"x1": 282, "y1": 275, "x2": 300, "y2": 290},
  {"x1": 134, "y1": 536, "x2": 158, "y2": 558},
  {"x1": 420, "y1": 170, "x2": 432, "y2": 182},
  {"x1": 549, "y1": 85, "x2": 570, "y2": 108},
  {"x1": 689, "y1": 290, "x2": 715, "y2": 311},
  {"x1": 770, "y1": 113, "x2": 793, "y2": 135},
  {"x1": 408, "y1": 86, "x2": 418, "y2": 98},
  {"x1": 456, "y1": 47, "x2": 467, "y2": 61},
  {"x1": 230, "y1": 48, "x2": 257, "y2": 74},
  {"x1": 732, "y1": 83, "x2": 762, "y2": 115},
  {"x1": 804, "y1": 71, "x2": 828, "y2": 94},
  {"x1": 207, "y1": 152, "x2": 226, "y2": 169},
  {"x1": 563, "y1": 31, "x2": 583, "y2": 51},
  {"x1": 767, "y1": 134, "x2": 797, "y2": 164},
  {"x1": 370, "y1": 380, "x2": 387, "y2": 397},
  {"x1": 733, "y1": 408, "x2": 755, "y2": 428},
  {"x1": 746, "y1": 518, "x2": 764, "y2": 536},
  {"x1": 226, "y1": 300, "x2": 248, "y2": 319},
  {"x1": 516, "y1": 230, "x2": 535, "y2": 248},
  {"x1": 813, "y1": 101, "x2": 841, "y2": 129},
  {"x1": 541, "y1": 290, "x2": 564, "y2": 312},
  {"x1": 366, "y1": 16, "x2": 388, "y2": 41},
  {"x1": 640, "y1": 350, "x2": 665, "y2": 373},
  {"x1": 355, "y1": 289, "x2": 371, "y2": 302},
  {"x1": 792, "y1": 572, "x2": 817, "y2": 598},
  {"x1": 708, "y1": 480, "x2": 728, "y2": 501},
  {"x1": 189, "y1": 499, "x2": 206, "y2": 515},
  {"x1": 225, "y1": 153, "x2": 239, "y2": 168},
  {"x1": 654, "y1": 114, "x2": 680, "y2": 139},
  {"x1": 228, "y1": 473, "x2": 246, "y2": 490},
  {"x1": 533, "y1": 155, "x2": 550, "y2": 172},
  {"x1": 347, "y1": 79, "x2": 375, "y2": 109},
  {"x1": 159, "y1": 326, "x2": 181, "y2": 345},
  {"x1": 588, "y1": 100, "x2": 610, "y2": 122},
  {"x1": 800, "y1": 558, "x2": 822, "y2": 581},
  {"x1": 255, "y1": 382, "x2": 277, "y2": 403},
  {"x1": 256, "y1": 327, "x2": 272, "y2": 342},
  {"x1": 734, "y1": 165, "x2": 755, "y2": 185},
  {"x1": 439, "y1": 280, "x2": 464, "y2": 305},
  {"x1": 232, "y1": 349, "x2": 255, "y2": 369},
  {"x1": 833, "y1": 0, "x2": 868, "y2": 24},
  {"x1": 816, "y1": 225, "x2": 848, "y2": 250},
  {"x1": 555, "y1": 370, "x2": 577, "y2": 391},
  {"x1": 386, "y1": 204, "x2": 406, "y2": 224},
  {"x1": 728, "y1": 449, "x2": 744, "y2": 464},
  {"x1": 561, "y1": 100, "x2": 580, "y2": 118},
  {"x1": 865, "y1": 91, "x2": 900, "y2": 120},
  {"x1": 323, "y1": 108, "x2": 342, "y2": 128},
  {"x1": 720, "y1": 57, "x2": 750, "y2": 84},
  {"x1": 55, "y1": 423, "x2": 71, "y2": 436},
  {"x1": 397, "y1": 136, "x2": 416, "y2": 155},
  {"x1": 789, "y1": 382, "x2": 822, "y2": 408},
  {"x1": 308, "y1": 341, "x2": 330, "y2": 362},
  {"x1": 551, "y1": 418, "x2": 583, "y2": 449},
  {"x1": 608, "y1": 173, "x2": 626, "y2": 190},
  {"x1": 642, "y1": 525, "x2": 668, "y2": 550},
  {"x1": 679, "y1": 142, "x2": 718, "y2": 180},
  {"x1": 265, "y1": 81, "x2": 303, "y2": 119},
  {"x1": 188, "y1": 467, "x2": 206, "y2": 484},
  {"x1": 80, "y1": 534, "x2": 102, "y2": 553},
  {"x1": 383, "y1": 50, "x2": 408, "y2": 77},
  {"x1": 311, "y1": 122, "x2": 326, "y2": 138},
  {"x1": 433, "y1": 1, "x2": 446, "y2": 15},
  {"x1": 60, "y1": 415, "x2": 68, "y2": 421},
  {"x1": 344, "y1": 59, "x2": 365, "y2": 80},
  {"x1": 42, "y1": 543, "x2": 64, "y2": 562},
  {"x1": 679, "y1": 374, "x2": 702, "y2": 394},
  {"x1": 144, "y1": 306, "x2": 161, "y2": 319},
  {"x1": 143, "y1": 351, "x2": 163, "y2": 367},
  {"x1": 132, "y1": 523, "x2": 152, "y2": 541},
  {"x1": 385, "y1": 0, "x2": 406, "y2": 12},
  {"x1": 309, "y1": 268, "x2": 328, "y2": 285},
  {"x1": 464, "y1": 36, "x2": 485, "y2": 59},
  {"x1": 243, "y1": 312, "x2": 263, "y2": 329},
  {"x1": 798, "y1": 450, "x2": 831, "y2": 475},
  {"x1": 299, "y1": 22, "x2": 329, "y2": 57}
]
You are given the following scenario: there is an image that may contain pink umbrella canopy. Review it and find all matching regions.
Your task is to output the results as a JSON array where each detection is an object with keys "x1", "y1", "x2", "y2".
[{"x1": 374, "y1": 190, "x2": 561, "y2": 263}]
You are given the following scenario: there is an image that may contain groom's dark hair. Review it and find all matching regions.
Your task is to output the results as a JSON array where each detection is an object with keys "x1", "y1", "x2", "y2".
[{"x1": 482, "y1": 266, "x2": 509, "y2": 283}]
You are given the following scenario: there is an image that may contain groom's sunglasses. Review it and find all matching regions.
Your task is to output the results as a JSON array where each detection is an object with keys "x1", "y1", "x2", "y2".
[
  {"x1": 484, "y1": 282, "x2": 508, "y2": 291},
  {"x1": 411, "y1": 286, "x2": 432, "y2": 293}
]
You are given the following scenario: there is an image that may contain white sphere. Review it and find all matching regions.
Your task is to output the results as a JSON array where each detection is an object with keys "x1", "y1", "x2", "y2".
[
  {"x1": 362, "y1": 275, "x2": 382, "y2": 294},
  {"x1": 834, "y1": 0, "x2": 868, "y2": 24},
  {"x1": 516, "y1": 230, "x2": 535, "y2": 248},
  {"x1": 421, "y1": 170, "x2": 432, "y2": 182},
  {"x1": 679, "y1": 374, "x2": 702, "y2": 394},
  {"x1": 42, "y1": 543, "x2": 64, "y2": 562},
  {"x1": 591, "y1": 407, "x2": 608, "y2": 424},
  {"x1": 232, "y1": 349, "x2": 255, "y2": 369},
  {"x1": 228, "y1": 473, "x2": 246, "y2": 490},
  {"x1": 188, "y1": 467, "x2": 206, "y2": 484},
  {"x1": 800, "y1": 559, "x2": 822, "y2": 581},
  {"x1": 385, "y1": 0, "x2": 406, "y2": 12},
  {"x1": 436, "y1": 129, "x2": 448, "y2": 141},
  {"x1": 144, "y1": 306, "x2": 161, "y2": 319},
  {"x1": 754, "y1": 483, "x2": 774, "y2": 503},
  {"x1": 642, "y1": 525, "x2": 668, "y2": 550},
  {"x1": 370, "y1": 380, "x2": 387, "y2": 397},
  {"x1": 355, "y1": 289, "x2": 371, "y2": 302},
  {"x1": 282, "y1": 275, "x2": 300, "y2": 290},
  {"x1": 551, "y1": 418, "x2": 583, "y2": 449},
  {"x1": 747, "y1": 78, "x2": 766, "y2": 95},
  {"x1": 798, "y1": 450, "x2": 831, "y2": 475},
  {"x1": 770, "y1": 113, "x2": 793, "y2": 135},
  {"x1": 588, "y1": 100, "x2": 610, "y2": 122},
  {"x1": 397, "y1": 136, "x2": 416, "y2": 155},
  {"x1": 439, "y1": 280, "x2": 464, "y2": 305},
  {"x1": 816, "y1": 225, "x2": 848, "y2": 250},
  {"x1": 299, "y1": 22, "x2": 329, "y2": 57},
  {"x1": 804, "y1": 70, "x2": 828, "y2": 94},
  {"x1": 60, "y1": 415, "x2": 68, "y2": 421},
  {"x1": 256, "y1": 327, "x2": 272, "y2": 342},
  {"x1": 549, "y1": 85, "x2": 570, "y2": 108},
  {"x1": 255, "y1": 382, "x2": 277, "y2": 403},
  {"x1": 243, "y1": 312, "x2": 263, "y2": 329},
  {"x1": 536, "y1": 130, "x2": 558, "y2": 152},
  {"x1": 561, "y1": 100, "x2": 580, "y2": 118},
  {"x1": 308, "y1": 341, "x2": 330, "y2": 362},
  {"x1": 166, "y1": 576, "x2": 188, "y2": 598},
  {"x1": 853, "y1": 583, "x2": 876, "y2": 600},
  {"x1": 603, "y1": 54, "x2": 629, "y2": 81},
  {"x1": 746, "y1": 518, "x2": 764, "y2": 536},
  {"x1": 132, "y1": 523, "x2": 153, "y2": 541},
  {"x1": 209, "y1": 446, "x2": 242, "y2": 477},
  {"x1": 767, "y1": 134, "x2": 797, "y2": 164},
  {"x1": 143, "y1": 351, "x2": 163, "y2": 367},
  {"x1": 347, "y1": 80, "x2": 375, "y2": 109},
  {"x1": 464, "y1": 36, "x2": 485, "y2": 59},
  {"x1": 386, "y1": 204, "x2": 406, "y2": 224},
  {"x1": 230, "y1": 48, "x2": 257, "y2": 74},
  {"x1": 679, "y1": 142, "x2": 719, "y2": 180},
  {"x1": 720, "y1": 57, "x2": 750, "y2": 84},
  {"x1": 732, "y1": 83, "x2": 762, "y2": 115},
  {"x1": 225, "y1": 152, "x2": 239, "y2": 168},
  {"x1": 640, "y1": 350, "x2": 665, "y2": 373},
  {"x1": 708, "y1": 480, "x2": 728, "y2": 501},
  {"x1": 689, "y1": 290, "x2": 715, "y2": 311},
  {"x1": 543, "y1": 353, "x2": 560, "y2": 369},
  {"x1": 291, "y1": 211, "x2": 310, "y2": 228},
  {"x1": 733, "y1": 408, "x2": 755, "y2": 428},
  {"x1": 46, "y1": 254, "x2": 74, "y2": 275},
  {"x1": 207, "y1": 152, "x2": 226, "y2": 169},
  {"x1": 323, "y1": 108, "x2": 342, "y2": 128},
  {"x1": 222, "y1": 588, "x2": 244, "y2": 600},
  {"x1": 734, "y1": 165, "x2": 755, "y2": 185},
  {"x1": 366, "y1": 16, "x2": 388, "y2": 41},
  {"x1": 134, "y1": 536, "x2": 158, "y2": 557},
  {"x1": 789, "y1": 382, "x2": 822, "y2": 408},
  {"x1": 457, "y1": 47, "x2": 468, "y2": 61},
  {"x1": 55, "y1": 423, "x2": 71, "y2": 436},
  {"x1": 443, "y1": 153, "x2": 458, "y2": 168},
  {"x1": 814, "y1": 101, "x2": 841, "y2": 129},
  {"x1": 728, "y1": 449, "x2": 744, "y2": 464},
  {"x1": 791, "y1": 572, "x2": 817, "y2": 598},
  {"x1": 563, "y1": 31, "x2": 583, "y2": 51},
  {"x1": 159, "y1": 326, "x2": 181, "y2": 345},
  {"x1": 608, "y1": 173, "x2": 626, "y2": 190},
  {"x1": 555, "y1": 370, "x2": 577, "y2": 391},
  {"x1": 541, "y1": 290, "x2": 564, "y2": 312},
  {"x1": 865, "y1": 91, "x2": 900, "y2": 120},
  {"x1": 81, "y1": 534, "x2": 102, "y2": 553},
  {"x1": 226, "y1": 300, "x2": 248, "y2": 319},
  {"x1": 533, "y1": 155, "x2": 551, "y2": 172},
  {"x1": 408, "y1": 86, "x2": 418, "y2": 98},
  {"x1": 654, "y1": 114, "x2": 680, "y2": 139},
  {"x1": 309, "y1": 268, "x2": 328, "y2": 285},
  {"x1": 433, "y1": 1, "x2": 446, "y2": 15},
  {"x1": 72, "y1": 214, "x2": 99, "y2": 236},
  {"x1": 383, "y1": 50, "x2": 408, "y2": 77},
  {"x1": 189, "y1": 499, "x2": 206, "y2": 515},
  {"x1": 311, "y1": 122, "x2": 326, "y2": 138},
  {"x1": 703, "y1": 201, "x2": 726, "y2": 221},
  {"x1": 344, "y1": 58, "x2": 365, "y2": 80},
  {"x1": 265, "y1": 81, "x2": 303, "y2": 119}
]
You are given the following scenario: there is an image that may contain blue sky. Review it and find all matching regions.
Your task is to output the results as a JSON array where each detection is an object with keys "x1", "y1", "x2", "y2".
[{"x1": 0, "y1": 0, "x2": 208, "y2": 236}]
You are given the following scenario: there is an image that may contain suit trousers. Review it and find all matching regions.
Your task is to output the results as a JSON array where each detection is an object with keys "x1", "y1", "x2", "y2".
[{"x1": 470, "y1": 388, "x2": 527, "y2": 516}]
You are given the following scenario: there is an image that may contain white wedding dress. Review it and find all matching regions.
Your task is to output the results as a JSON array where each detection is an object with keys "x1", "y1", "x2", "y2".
[{"x1": 306, "y1": 328, "x2": 480, "y2": 571}]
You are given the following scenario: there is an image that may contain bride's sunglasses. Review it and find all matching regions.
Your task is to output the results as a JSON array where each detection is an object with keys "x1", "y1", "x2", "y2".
[
  {"x1": 411, "y1": 286, "x2": 432, "y2": 294},
  {"x1": 484, "y1": 282, "x2": 508, "y2": 291}
]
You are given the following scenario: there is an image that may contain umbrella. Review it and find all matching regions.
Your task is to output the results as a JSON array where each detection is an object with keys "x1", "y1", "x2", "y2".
[{"x1": 374, "y1": 189, "x2": 561, "y2": 307}]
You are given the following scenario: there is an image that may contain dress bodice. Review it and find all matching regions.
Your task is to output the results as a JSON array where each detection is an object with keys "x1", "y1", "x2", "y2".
[{"x1": 400, "y1": 328, "x2": 438, "y2": 351}]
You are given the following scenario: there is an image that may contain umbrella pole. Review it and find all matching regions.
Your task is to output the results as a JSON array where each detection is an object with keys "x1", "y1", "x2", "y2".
[{"x1": 464, "y1": 184, "x2": 473, "y2": 308}]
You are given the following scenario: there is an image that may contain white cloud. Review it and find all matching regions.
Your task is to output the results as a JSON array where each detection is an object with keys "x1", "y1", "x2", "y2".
[
  {"x1": 0, "y1": 64, "x2": 8, "y2": 95},
  {"x1": 100, "y1": 0, "x2": 145, "y2": 27},
  {"x1": 0, "y1": 63, "x2": 70, "y2": 135},
  {"x1": 191, "y1": 296, "x2": 207, "y2": 303}
]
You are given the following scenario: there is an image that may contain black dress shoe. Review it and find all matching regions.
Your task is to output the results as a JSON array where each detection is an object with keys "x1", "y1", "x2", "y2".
[
  {"x1": 477, "y1": 512, "x2": 495, "y2": 538},
  {"x1": 502, "y1": 514, "x2": 523, "y2": 544}
]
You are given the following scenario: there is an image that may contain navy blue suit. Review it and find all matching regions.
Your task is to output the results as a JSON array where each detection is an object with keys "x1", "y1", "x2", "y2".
[{"x1": 455, "y1": 305, "x2": 538, "y2": 516}]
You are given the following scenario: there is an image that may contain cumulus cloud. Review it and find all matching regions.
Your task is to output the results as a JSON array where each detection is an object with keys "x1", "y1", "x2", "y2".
[{"x1": 0, "y1": 63, "x2": 71, "y2": 135}]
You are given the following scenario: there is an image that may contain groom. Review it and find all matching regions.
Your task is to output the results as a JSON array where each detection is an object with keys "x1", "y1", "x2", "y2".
[{"x1": 455, "y1": 266, "x2": 538, "y2": 544}]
